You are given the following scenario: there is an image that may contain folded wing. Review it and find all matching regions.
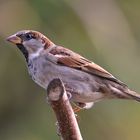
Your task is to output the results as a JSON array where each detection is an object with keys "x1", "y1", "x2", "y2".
[{"x1": 50, "y1": 46, "x2": 126, "y2": 86}]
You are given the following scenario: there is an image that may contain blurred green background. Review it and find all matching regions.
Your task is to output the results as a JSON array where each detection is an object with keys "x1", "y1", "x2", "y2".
[{"x1": 1, "y1": 0, "x2": 140, "y2": 139}]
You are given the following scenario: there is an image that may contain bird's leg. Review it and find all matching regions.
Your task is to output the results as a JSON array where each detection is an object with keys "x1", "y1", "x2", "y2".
[
  {"x1": 67, "y1": 92, "x2": 72, "y2": 100},
  {"x1": 73, "y1": 106, "x2": 83, "y2": 113},
  {"x1": 66, "y1": 93, "x2": 83, "y2": 113},
  {"x1": 72, "y1": 102, "x2": 86, "y2": 113},
  {"x1": 66, "y1": 91, "x2": 88, "y2": 112}
]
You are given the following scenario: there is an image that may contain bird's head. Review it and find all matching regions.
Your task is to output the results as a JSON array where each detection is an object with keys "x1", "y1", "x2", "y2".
[{"x1": 7, "y1": 30, "x2": 55, "y2": 61}]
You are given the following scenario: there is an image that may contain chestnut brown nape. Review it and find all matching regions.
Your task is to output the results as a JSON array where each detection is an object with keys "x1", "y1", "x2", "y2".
[{"x1": 43, "y1": 37, "x2": 54, "y2": 50}]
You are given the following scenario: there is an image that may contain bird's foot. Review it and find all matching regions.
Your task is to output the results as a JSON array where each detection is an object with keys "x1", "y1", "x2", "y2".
[{"x1": 73, "y1": 102, "x2": 94, "y2": 112}]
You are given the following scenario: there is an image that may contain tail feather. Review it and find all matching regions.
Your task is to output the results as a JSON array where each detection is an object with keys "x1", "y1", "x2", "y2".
[
  {"x1": 124, "y1": 89, "x2": 140, "y2": 102},
  {"x1": 109, "y1": 84, "x2": 140, "y2": 101}
]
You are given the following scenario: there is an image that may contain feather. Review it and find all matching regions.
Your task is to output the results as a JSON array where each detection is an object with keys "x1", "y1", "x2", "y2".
[{"x1": 50, "y1": 46, "x2": 126, "y2": 86}]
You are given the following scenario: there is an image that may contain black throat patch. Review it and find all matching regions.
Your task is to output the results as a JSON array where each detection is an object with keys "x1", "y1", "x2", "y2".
[{"x1": 16, "y1": 44, "x2": 29, "y2": 62}]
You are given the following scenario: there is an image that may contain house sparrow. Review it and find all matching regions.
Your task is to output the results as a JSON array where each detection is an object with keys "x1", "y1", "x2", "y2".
[{"x1": 7, "y1": 30, "x2": 140, "y2": 109}]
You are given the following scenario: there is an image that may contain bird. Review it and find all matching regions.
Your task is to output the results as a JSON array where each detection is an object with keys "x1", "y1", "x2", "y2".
[{"x1": 7, "y1": 30, "x2": 140, "y2": 110}]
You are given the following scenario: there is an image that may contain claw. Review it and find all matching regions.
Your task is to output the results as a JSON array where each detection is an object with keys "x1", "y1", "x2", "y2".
[
  {"x1": 73, "y1": 106, "x2": 82, "y2": 113},
  {"x1": 67, "y1": 92, "x2": 72, "y2": 100}
]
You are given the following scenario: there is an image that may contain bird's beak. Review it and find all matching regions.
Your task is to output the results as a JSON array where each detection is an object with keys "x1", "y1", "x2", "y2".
[{"x1": 6, "y1": 35, "x2": 22, "y2": 44}]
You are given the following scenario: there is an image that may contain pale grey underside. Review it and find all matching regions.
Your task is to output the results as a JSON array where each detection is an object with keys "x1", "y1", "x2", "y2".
[{"x1": 28, "y1": 55, "x2": 115, "y2": 104}]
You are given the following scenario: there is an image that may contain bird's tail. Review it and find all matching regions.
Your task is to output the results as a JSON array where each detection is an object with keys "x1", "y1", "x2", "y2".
[
  {"x1": 124, "y1": 89, "x2": 140, "y2": 102},
  {"x1": 109, "y1": 84, "x2": 140, "y2": 102}
]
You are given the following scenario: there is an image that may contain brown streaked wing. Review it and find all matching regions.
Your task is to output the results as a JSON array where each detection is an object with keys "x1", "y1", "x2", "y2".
[{"x1": 50, "y1": 46, "x2": 125, "y2": 86}]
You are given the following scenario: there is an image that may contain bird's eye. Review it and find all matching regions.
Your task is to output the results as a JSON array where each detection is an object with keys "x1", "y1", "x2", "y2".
[{"x1": 25, "y1": 34, "x2": 33, "y2": 40}]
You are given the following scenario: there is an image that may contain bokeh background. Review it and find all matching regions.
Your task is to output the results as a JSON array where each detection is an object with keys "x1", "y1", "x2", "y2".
[{"x1": 1, "y1": 0, "x2": 140, "y2": 139}]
